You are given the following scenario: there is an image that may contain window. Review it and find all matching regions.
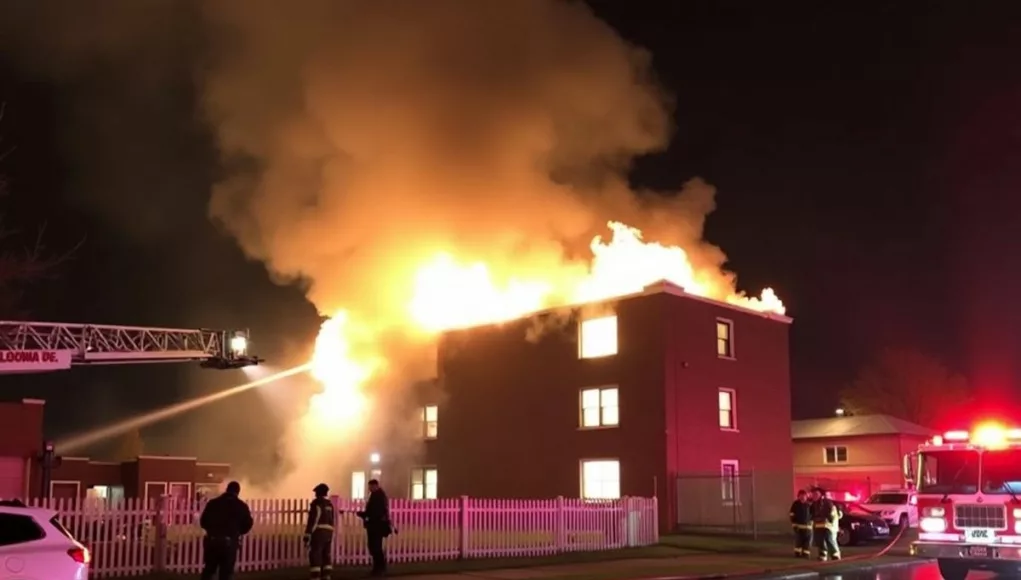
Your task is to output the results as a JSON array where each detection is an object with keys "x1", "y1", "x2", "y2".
[
  {"x1": 721, "y1": 460, "x2": 740, "y2": 503},
  {"x1": 422, "y1": 405, "x2": 438, "y2": 439},
  {"x1": 411, "y1": 467, "x2": 438, "y2": 500},
  {"x1": 0, "y1": 513, "x2": 44, "y2": 546},
  {"x1": 716, "y1": 319, "x2": 734, "y2": 358},
  {"x1": 579, "y1": 315, "x2": 618, "y2": 359},
  {"x1": 581, "y1": 459, "x2": 621, "y2": 499},
  {"x1": 580, "y1": 387, "x2": 619, "y2": 428},
  {"x1": 824, "y1": 446, "x2": 849, "y2": 464},
  {"x1": 352, "y1": 471, "x2": 366, "y2": 500},
  {"x1": 718, "y1": 388, "x2": 736, "y2": 430}
]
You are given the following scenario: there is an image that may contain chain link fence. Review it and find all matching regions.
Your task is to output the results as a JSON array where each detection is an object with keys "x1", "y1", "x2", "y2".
[{"x1": 674, "y1": 470, "x2": 793, "y2": 536}]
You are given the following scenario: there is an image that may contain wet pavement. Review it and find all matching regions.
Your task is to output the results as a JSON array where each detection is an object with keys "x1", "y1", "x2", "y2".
[{"x1": 817, "y1": 561, "x2": 999, "y2": 580}]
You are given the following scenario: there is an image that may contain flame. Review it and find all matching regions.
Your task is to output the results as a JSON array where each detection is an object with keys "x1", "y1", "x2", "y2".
[
  {"x1": 305, "y1": 312, "x2": 381, "y2": 430},
  {"x1": 308, "y1": 220, "x2": 785, "y2": 427}
]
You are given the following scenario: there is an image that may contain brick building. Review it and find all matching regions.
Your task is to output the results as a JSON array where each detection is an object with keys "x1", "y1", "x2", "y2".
[
  {"x1": 0, "y1": 398, "x2": 230, "y2": 501},
  {"x1": 412, "y1": 281, "x2": 793, "y2": 532},
  {"x1": 792, "y1": 414, "x2": 935, "y2": 497}
]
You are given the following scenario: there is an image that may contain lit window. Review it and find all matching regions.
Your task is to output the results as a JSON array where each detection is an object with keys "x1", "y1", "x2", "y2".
[
  {"x1": 411, "y1": 467, "x2": 438, "y2": 500},
  {"x1": 351, "y1": 471, "x2": 366, "y2": 500},
  {"x1": 721, "y1": 460, "x2": 740, "y2": 502},
  {"x1": 716, "y1": 319, "x2": 734, "y2": 358},
  {"x1": 718, "y1": 389, "x2": 736, "y2": 430},
  {"x1": 580, "y1": 387, "x2": 619, "y2": 428},
  {"x1": 579, "y1": 316, "x2": 618, "y2": 359},
  {"x1": 824, "y1": 446, "x2": 849, "y2": 464},
  {"x1": 581, "y1": 460, "x2": 620, "y2": 499},
  {"x1": 422, "y1": 405, "x2": 438, "y2": 439}
]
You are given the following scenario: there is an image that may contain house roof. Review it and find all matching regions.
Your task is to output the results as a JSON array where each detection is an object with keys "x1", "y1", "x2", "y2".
[{"x1": 791, "y1": 414, "x2": 936, "y2": 440}]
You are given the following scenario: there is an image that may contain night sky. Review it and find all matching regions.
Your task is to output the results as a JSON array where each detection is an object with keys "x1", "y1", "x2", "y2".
[{"x1": 1, "y1": 1, "x2": 1020, "y2": 466}]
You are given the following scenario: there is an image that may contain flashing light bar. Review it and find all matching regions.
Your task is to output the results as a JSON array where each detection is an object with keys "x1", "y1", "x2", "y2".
[{"x1": 933, "y1": 424, "x2": 1021, "y2": 447}]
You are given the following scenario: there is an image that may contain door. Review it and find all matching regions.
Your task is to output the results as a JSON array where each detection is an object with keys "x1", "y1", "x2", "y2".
[{"x1": 0, "y1": 457, "x2": 25, "y2": 499}]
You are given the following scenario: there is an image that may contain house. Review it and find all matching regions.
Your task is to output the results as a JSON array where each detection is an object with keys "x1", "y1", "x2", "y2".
[
  {"x1": 411, "y1": 281, "x2": 793, "y2": 532},
  {"x1": 791, "y1": 414, "x2": 936, "y2": 498},
  {"x1": 0, "y1": 398, "x2": 230, "y2": 501}
]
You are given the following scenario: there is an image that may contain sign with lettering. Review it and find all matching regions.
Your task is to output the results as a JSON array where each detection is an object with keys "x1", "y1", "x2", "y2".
[
  {"x1": 964, "y1": 528, "x2": 995, "y2": 544},
  {"x1": 0, "y1": 350, "x2": 74, "y2": 373}
]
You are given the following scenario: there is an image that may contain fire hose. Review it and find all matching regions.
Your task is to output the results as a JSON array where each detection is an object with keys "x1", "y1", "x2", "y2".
[{"x1": 643, "y1": 518, "x2": 912, "y2": 580}]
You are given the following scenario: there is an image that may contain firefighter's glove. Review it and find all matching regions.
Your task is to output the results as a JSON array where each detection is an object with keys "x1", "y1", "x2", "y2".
[{"x1": 302, "y1": 534, "x2": 311, "y2": 548}]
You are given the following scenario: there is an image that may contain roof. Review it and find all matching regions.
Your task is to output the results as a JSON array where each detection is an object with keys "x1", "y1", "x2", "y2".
[{"x1": 791, "y1": 414, "x2": 937, "y2": 440}]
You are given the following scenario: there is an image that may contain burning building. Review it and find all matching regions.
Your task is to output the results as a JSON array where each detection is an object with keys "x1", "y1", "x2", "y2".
[{"x1": 402, "y1": 280, "x2": 793, "y2": 533}]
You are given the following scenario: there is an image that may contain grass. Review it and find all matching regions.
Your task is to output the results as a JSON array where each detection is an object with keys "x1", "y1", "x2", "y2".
[{"x1": 128, "y1": 533, "x2": 922, "y2": 580}]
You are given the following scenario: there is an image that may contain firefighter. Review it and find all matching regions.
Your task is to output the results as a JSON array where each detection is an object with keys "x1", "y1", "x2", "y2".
[
  {"x1": 356, "y1": 479, "x2": 392, "y2": 577},
  {"x1": 810, "y1": 487, "x2": 842, "y2": 561},
  {"x1": 199, "y1": 481, "x2": 254, "y2": 580},
  {"x1": 789, "y1": 489, "x2": 813, "y2": 558},
  {"x1": 303, "y1": 483, "x2": 336, "y2": 580}
]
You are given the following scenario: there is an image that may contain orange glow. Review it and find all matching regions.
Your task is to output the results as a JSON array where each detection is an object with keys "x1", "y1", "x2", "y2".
[
  {"x1": 970, "y1": 422, "x2": 1008, "y2": 449},
  {"x1": 310, "y1": 220, "x2": 786, "y2": 430}
]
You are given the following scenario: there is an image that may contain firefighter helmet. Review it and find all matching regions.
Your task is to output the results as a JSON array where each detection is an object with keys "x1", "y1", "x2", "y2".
[{"x1": 313, "y1": 483, "x2": 330, "y2": 496}]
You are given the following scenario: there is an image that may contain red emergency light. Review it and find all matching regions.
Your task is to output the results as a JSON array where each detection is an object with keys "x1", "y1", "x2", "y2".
[{"x1": 936, "y1": 423, "x2": 1021, "y2": 448}]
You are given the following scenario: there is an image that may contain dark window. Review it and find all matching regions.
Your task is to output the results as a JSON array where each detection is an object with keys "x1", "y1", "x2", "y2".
[
  {"x1": 0, "y1": 513, "x2": 45, "y2": 546},
  {"x1": 824, "y1": 446, "x2": 849, "y2": 464}
]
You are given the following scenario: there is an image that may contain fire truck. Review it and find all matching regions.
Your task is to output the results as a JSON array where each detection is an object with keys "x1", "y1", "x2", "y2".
[
  {"x1": 906, "y1": 422, "x2": 1021, "y2": 579},
  {"x1": 0, "y1": 320, "x2": 262, "y2": 372}
]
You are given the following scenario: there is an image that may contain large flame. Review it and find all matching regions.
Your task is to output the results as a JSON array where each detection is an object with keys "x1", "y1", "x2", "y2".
[{"x1": 307, "y1": 220, "x2": 785, "y2": 428}]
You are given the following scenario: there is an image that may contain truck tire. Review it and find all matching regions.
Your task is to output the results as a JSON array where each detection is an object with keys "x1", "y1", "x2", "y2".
[{"x1": 937, "y1": 559, "x2": 969, "y2": 580}]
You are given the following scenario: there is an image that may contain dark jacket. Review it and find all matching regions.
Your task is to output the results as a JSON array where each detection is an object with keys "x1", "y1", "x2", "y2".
[
  {"x1": 789, "y1": 500, "x2": 812, "y2": 527},
  {"x1": 810, "y1": 498, "x2": 842, "y2": 530},
  {"x1": 357, "y1": 488, "x2": 391, "y2": 534},
  {"x1": 304, "y1": 497, "x2": 336, "y2": 535},
  {"x1": 200, "y1": 492, "x2": 254, "y2": 539}
]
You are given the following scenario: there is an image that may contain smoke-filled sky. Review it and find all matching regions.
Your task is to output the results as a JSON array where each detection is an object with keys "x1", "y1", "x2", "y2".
[{"x1": 2, "y1": 0, "x2": 1021, "y2": 469}]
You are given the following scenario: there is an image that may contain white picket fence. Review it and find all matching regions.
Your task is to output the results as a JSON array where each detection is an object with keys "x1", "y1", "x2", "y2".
[{"x1": 26, "y1": 495, "x2": 658, "y2": 577}]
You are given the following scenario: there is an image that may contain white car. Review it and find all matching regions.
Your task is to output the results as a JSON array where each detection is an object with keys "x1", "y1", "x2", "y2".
[
  {"x1": 861, "y1": 490, "x2": 918, "y2": 529},
  {"x1": 0, "y1": 500, "x2": 90, "y2": 580}
]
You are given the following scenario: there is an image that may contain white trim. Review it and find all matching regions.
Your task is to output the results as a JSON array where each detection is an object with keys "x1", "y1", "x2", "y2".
[
  {"x1": 88, "y1": 461, "x2": 119, "y2": 466},
  {"x1": 168, "y1": 481, "x2": 193, "y2": 502},
  {"x1": 138, "y1": 455, "x2": 197, "y2": 461},
  {"x1": 718, "y1": 388, "x2": 738, "y2": 431},
  {"x1": 143, "y1": 481, "x2": 168, "y2": 505},
  {"x1": 579, "y1": 458, "x2": 622, "y2": 500},
  {"x1": 21, "y1": 398, "x2": 45, "y2": 405},
  {"x1": 823, "y1": 445, "x2": 849, "y2": 464},
  {"x1": 195, "y1": 462, "x2": 230, "y2": 467},
  {"x1": 715, "y1": 318, "x2": 736, "y2": 360},
  {"x1": 643, "y1": 281, "x2": 792, "y2": 323},
  {"x1": 61, "y1": 456, "x2": 90, "y2": 462},
  {"x1": 720, "y1": 459, "x2": 741, "y2": 505},
  {"x1": 50, "y1": 480, "x2": 82, "y2": 498},
  {"x1": 579, "y1": 385, "x2": 620, "y2": 429}
]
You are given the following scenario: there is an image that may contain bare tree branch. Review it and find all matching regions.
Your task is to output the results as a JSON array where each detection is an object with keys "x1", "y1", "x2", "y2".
[{"x1": 0, "y1": 101, "x2": 83, "y2": 317}]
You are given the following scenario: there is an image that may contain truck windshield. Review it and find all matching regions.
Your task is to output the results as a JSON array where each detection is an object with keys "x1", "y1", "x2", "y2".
[
  {"x1": 918, "y1": 450, "x2": 980, "y2": 495},
  {"x1": 981, "y1": 448, "x2": 1021, "y2": 495}
]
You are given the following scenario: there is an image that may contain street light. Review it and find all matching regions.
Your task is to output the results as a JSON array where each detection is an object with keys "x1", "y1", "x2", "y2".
[{"x1": 369, "y1": 452, "x2": 381, "y2": 464}]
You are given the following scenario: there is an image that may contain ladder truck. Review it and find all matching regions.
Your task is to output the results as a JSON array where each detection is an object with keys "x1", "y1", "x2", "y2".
[{"x1": 0, "y1": 320, "x2": 263, "y2": 373}]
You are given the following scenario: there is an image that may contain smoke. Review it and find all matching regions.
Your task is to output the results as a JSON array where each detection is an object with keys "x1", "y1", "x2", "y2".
[
  {"x1": 198, "y1": 0, "x2": 736, "y2": 495},
  {"x1": 2, "y1": 0, "x2": 744, "y2": 497}
]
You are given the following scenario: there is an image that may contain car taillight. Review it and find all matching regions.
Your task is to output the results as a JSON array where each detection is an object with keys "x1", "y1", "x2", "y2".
[{"x1": 68, "y1": 546, "x2": 90, "y2": 564}]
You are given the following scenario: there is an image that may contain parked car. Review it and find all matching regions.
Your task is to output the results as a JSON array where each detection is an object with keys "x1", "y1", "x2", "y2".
[
  {"x1": 0, "y1": 499, "x2": 90, "y2": 580},
  {"x1": 834, "y1": 500, "x2": 891, "y2": 547},
  {"x1": 861, "y1": 489, "x2": 917, "y2": 529}
]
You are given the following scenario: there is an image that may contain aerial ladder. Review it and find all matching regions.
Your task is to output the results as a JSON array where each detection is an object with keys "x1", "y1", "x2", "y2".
[{"x1": 0, "y1": 321, "x2": 263, "y2": 374}]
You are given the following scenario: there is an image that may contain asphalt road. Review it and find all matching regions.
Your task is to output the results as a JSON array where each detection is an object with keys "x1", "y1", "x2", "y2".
[{"x1": 818, "y1": 562, "x2": 1000, "y2": 579}]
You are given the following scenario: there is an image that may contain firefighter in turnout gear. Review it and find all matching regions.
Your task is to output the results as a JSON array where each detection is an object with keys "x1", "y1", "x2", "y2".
[
  {"x1": 810, "y1": 487, "x2": 842, "y2": 561},
  {"x1": 789, "y1": 490, "x2": 813, "y2": 558},
  {"x1": 303, "y1": 483, "x2": 336, "y2": 579}
]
